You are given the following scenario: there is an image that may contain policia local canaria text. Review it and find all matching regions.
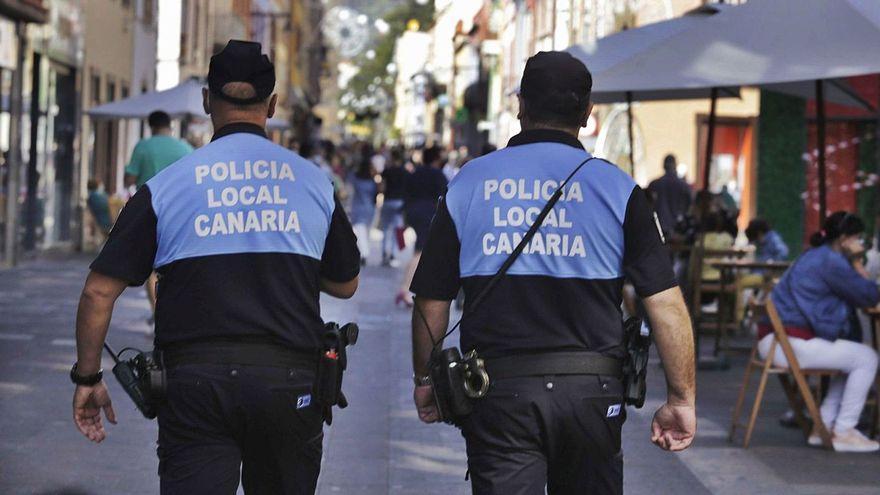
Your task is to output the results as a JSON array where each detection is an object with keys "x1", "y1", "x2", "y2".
[
  {"x1": 482, "y1": 177, "x2": 587, "y2": 258},
  {"x1": 192, "y1": 160, "x2": 301, "y2": 237}
]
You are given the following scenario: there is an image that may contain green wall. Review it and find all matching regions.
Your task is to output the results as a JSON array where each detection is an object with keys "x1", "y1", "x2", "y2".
[
  {"x1": 757, "y1": 91, "x2": 807, "y2": 255},
  {"x1": 857, "y1": 122, "x2": 877, "y2": 238}
]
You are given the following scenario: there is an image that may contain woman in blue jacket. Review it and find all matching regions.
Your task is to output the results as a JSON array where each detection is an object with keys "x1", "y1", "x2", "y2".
[
  {"x1": 763, "y1": 212, "x2": 880, "y2": 452},
  {"x1": 350, "y1": 149, "x2": 378, "y2": 266}
]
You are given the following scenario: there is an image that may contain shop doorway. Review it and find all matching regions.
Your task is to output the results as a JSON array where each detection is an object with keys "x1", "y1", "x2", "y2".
[
  {"x1": 51, "y1": 64, "x2": 76, "y2": 243},
  {"x1": 697, "y1": 116, "x2": 757, "y2": 232},
  {"x1": 23, "y1": 56, "x2": 77, "y2": 249}
]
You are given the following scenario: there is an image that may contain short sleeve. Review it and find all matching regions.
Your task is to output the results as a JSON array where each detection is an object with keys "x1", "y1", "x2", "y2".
[
  {"x1": 410, "y1": 197, "x2": 461, "y2": 300},
  {"x1": 124, "y1": 143, "x2": 143, "y2": 177},
  {"x1": 320, "y1": 196, "x2": 361, "y2": 282},
  {"x1": 90, "y1": 186, "x2": 158, "y2": 286},
  {"x1": 623, "y1": 186, "x2": 678, "y2": 297}
]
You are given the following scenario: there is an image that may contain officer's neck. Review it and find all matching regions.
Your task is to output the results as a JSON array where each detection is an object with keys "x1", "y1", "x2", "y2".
[
  {"x1": 520, "y1": 121, "x2": 580, "y2": 139},
  {"x1": 211, "y1": 112, "x2": 268, "y2": 134}
]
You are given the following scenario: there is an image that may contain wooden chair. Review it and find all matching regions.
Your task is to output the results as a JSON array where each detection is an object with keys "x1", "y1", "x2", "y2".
[
  {"x1": 729, "y1": 297, "x2": 840, "y2": 449},
  {"x1": 867, "y1": 310, "x2": 880, "y2": 438},
  {"x1": 687, "y1": 235, "x2": 744, "y2": 358}
]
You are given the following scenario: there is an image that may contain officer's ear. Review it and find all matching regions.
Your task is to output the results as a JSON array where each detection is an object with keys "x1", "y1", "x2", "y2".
[
  {"x1": 202, "y1": 88, "x2": 212, "y2": 115},
  {"x1": 580, "y1": 102, "x2": 593, "y2": 128},
  {"x1": 516, "y1": 93, "x2": 523, "y2": 121},
  {"x1": 267, "y1": 94, "x2": 278, "y2": 119}
]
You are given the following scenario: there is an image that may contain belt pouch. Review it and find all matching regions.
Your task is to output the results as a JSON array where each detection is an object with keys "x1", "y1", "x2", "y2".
[{"x1": 316, "y1": 351, "x2": 339, "y2": 406}]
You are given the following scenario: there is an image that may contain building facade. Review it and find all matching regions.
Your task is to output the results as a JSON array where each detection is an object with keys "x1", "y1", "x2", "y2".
[
  {"x1": 1, "y1": 0, "x2": 83, "y2": 265},
  {"x1": 0, "y1": 0, "x2": 160, "y2": 266},
  {"x1": 178, "y1": 0, "x2": 324, "y2": 144},
  {"x1": 79, "y1": 0, "x2": 157, "y2": 249}
]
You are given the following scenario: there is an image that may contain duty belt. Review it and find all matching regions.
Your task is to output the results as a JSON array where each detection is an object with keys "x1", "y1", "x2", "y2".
[
  {"x1": 485, "y1": 351, "x2": 623, "y2": 380},
  {"x1": 161, "y1": 341, "x2": 317, "y2": 370}
]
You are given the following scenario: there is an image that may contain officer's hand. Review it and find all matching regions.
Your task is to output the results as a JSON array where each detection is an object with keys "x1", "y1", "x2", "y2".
[
  {"x1": 414, "y1": 385, "x2": 440, "y2": 423},
  {"x1": 73, "y1": 382, "x2": 117, "y2": 443},
  {"x1": 651, "y1": 402, "x2": 695, "y2": 451}
]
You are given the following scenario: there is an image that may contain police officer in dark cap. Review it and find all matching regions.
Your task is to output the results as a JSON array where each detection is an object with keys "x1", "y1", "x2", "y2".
[
  {"x1": 411, "y1": 51, "x2": 697, "y2": 493},
  {"x1": 70, "y1": 40, "x2": 361, "y2": 494}
]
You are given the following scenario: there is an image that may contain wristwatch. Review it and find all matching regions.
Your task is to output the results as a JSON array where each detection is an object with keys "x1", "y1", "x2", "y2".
[
  {"x1": 70, "y1": 363, "x2": 103, "y2": 386},
  {"x1": 413, "y1": 374, "x2": 432, "y2": 387}
]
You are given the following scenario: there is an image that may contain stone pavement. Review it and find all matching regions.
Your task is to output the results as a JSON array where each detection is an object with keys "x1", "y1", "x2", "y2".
[{"x1": 1, "y1": 253, "x2": 879, "y2": 494}]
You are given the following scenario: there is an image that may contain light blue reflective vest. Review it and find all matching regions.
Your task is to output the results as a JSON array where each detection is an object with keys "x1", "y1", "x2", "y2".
[
  {"x1": 146, "y1": 133, "x2": 336, "y2": 268},
  {"x1": 445, "y1": 143, "x2": 637, "y2": 281}
]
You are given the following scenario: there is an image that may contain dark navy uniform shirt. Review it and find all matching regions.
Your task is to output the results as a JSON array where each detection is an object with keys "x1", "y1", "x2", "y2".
[
  {"x1": 91, "y1": 123, "x2": 360, "y2": 352},
  {"x1": 411, "y1": 129, "x2": 676, "y2": 358}
]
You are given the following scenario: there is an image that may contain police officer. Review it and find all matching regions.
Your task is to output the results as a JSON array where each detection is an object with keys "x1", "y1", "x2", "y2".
[
  {"x1": 410, "y1": 51, "x2": 697, "y2": 494},
  {"x1": 70, "y1": 40, "x2": 360, "y2": 494}
]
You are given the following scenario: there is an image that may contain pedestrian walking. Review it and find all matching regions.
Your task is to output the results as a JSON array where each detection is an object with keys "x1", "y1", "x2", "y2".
[
  {"x1": 409, "y1": 51, "x2": 696, "y2": 493},
  {"x1": 350, "y1": 147, "x2": 378, "y2": 265},
  {"x1": 123, "y1": 110, "x2": 194, "y2": 323},
  {"x1": 379, "y1": 146, "x2": 409, "y2": 266},
  {"x1": 70, "y1": 40, "x2": 361, "y2": 495},
  {"x1": 398, "y1": 145, "x2": 447, "y2": 307},
  {"x1": 646, "y1": 154, "x2": 692, "y2": 239},
  {"x1": 124, "y1": 110, "x2": 193, "y2": 188}
]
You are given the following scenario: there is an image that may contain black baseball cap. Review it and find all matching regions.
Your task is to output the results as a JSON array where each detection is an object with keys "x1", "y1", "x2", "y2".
[
  {"x1": 208, "y1": 40, "x2": 276, "y2": 104},
  {"x1": 519, "y1": 51, "x2": 592, "y2": 108}
]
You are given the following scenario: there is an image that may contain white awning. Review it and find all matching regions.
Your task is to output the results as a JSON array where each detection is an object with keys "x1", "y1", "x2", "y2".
[
  {"x1": 88, "y1": 79, "x2": 207, "y2": 120},
  {"x1": 570, "y1": 0, "x2": 879, "y2": 108}
]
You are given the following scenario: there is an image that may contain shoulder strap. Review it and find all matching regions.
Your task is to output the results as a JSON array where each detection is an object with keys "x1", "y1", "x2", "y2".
[{"x1": 434, "y1": 156, "x2": 597, "y2": 343}]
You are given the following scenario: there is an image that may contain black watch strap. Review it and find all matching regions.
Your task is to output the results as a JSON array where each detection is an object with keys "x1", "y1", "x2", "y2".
[{"x1": 70, "y1": 363, "x2": 103, "y2": 386}]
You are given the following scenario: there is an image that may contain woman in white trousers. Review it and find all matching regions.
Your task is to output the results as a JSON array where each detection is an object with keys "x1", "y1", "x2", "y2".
[{"x1": 763, "y1": 211, "x2": 880, "y2": 452}]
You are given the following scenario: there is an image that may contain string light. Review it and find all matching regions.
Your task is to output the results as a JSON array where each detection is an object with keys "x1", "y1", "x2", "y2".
[{"x1": 797, "y1": 133, "x2": 879, "y2": 209}]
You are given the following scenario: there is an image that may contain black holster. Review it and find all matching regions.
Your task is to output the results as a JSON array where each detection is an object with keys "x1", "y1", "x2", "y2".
[
  {"x1": 622, "y1": 317, "x2": 651, "y2": 408},
  {"x1": 428, "y1": 347, "x2": 489, "y2": 426},
  {"x1": 315, "y1": 322, "x2": 359, "y2": 425},
  {"x1": 111, "y1": 350, "x2": 166, "y2": 420}
]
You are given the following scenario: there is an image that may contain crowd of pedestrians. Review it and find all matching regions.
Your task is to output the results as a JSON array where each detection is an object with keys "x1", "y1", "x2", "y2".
[{"x1": 292, "y1": 139, "x2": 488, "y2": 307}]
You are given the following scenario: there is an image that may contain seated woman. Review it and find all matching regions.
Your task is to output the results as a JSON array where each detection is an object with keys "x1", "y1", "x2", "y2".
[
  {"x1": 701, "y1": 212, "x2": 735, "y2": 282},
  {"x1": 746, "y1": 218, "x2": 790, "y2": 262},
  {"x1": 762, "y1": 211, "x2": 880, "y2": 452},
  {"x1": 737, "y1": 218, "x2": 791, "y2": 317}
]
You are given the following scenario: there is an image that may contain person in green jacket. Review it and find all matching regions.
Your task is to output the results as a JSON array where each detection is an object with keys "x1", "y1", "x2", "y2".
[
  {"x1": 124, "y1": 110, "x2": 193, "y2": 188},
  {"x1": 123, "y1": 110, "x2": 193, "y2": 324}
]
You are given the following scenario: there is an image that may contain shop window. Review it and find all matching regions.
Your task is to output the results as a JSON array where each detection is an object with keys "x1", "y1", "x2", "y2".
[
  {"x1": 143, "y1": 0, "x2": 155, "y2": 25},
  {"x1": 106, "y1": 78, "x2": 116, "y2": 103},
  {"x1": 90, "y1": 70, "x2": 100, "y2": 105}
]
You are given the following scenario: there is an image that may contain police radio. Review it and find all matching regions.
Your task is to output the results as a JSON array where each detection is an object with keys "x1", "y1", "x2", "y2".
[{"x1": 103, "y1": 342, "x2": 165, "y2": 420}]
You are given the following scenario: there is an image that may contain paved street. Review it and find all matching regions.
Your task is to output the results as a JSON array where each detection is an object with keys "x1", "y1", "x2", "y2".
[{"x1": 2, "y1": 251, "x2": 880, "y2": 494}]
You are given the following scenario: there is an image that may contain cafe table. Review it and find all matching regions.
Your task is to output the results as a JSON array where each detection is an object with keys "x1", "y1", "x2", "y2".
[{"x1": 702, "y1": 259, "x2": 792, "y2": 369}]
